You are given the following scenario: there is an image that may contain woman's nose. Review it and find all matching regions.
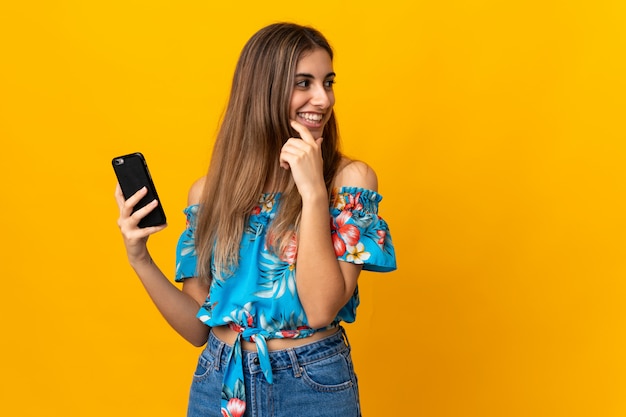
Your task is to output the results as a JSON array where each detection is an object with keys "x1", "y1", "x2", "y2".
[{"x1": 311, "y1": 85, "x2": 331, "y2": 109}]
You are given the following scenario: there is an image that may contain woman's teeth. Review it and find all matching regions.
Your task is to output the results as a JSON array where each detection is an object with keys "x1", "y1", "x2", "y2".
[{"x1": 298, "y1": 113, "x2": 323, "y2": 122}]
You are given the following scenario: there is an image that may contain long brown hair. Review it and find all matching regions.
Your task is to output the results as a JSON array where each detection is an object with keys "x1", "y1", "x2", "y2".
[{"x1": 195, "y1": 23, "x2": 343, "y2": 283}]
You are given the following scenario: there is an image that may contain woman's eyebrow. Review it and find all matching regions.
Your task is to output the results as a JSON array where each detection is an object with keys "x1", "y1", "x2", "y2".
[{"x1": 295, "y1": 72, "x2": 337, "y2": 78}]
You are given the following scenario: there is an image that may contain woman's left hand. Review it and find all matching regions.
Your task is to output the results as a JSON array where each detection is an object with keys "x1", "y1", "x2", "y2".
[{"x1": 280, "y1": 120, "x2": 326, "y2": 200}]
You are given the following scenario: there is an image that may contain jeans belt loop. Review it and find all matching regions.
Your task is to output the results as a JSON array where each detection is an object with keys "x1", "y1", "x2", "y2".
[
  {"x1": 214, "y1": 337, "x2": 225, "y2": 371},
  {"x1": 287, "y1": 348, "x2": 302, "y2": 378}
]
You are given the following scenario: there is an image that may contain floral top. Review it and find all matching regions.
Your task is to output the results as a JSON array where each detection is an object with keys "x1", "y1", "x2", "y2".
[{"x1": 175, "y1": 186, "x2": 396, "y2": 416}]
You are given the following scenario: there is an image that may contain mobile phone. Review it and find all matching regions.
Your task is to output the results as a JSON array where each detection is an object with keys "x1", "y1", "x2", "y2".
[{"x1": 112, "y1": 152, "x2": 167, "y2": 228}]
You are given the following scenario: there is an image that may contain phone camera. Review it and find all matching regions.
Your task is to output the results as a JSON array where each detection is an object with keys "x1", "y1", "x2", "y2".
[{"x1": 114, "y1": 158, "x2": 125, "y2": 166}]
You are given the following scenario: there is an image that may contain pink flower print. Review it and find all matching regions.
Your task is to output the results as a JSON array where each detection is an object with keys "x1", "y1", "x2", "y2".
[
  {"x1": 280, "y1": 233, "x2": 298, "y2": 265},
  {"x1": 277, "y1": 329, "x2": 300, "y2": 338},
  {"x1": 222, "y1": 398, "x2": 246, "y2": 417},
  {"x1": 377, "y1": 230, "x2": 386, "y2": 245},
  {"x1": 344, "y1": 192, "x2": 363, "y2": 211},
  {"x1": 251, "y1": 206, "x2": 261, "y2": 215},
  {"x1": 331, "y1": 210, "x2": 360, "y2": 257},
  {"x1": 332, "y1": 234, "x2": 347, "y2": 257},
  {"x1": 229, "y1": 322, "x2": 244, "y2": 333},
  {"x1": 244, "y1": 311, "x2": 254, "y2": 327}
]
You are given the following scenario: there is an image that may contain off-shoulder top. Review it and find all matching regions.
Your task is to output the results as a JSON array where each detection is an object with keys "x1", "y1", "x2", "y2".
[{"x1": 175, "y1": 186, "x2": 396, "y2": 416}]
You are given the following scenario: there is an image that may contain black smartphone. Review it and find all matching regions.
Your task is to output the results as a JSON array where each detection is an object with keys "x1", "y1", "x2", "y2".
[{"x1": 112, "y1": 152, "x2": 167, "y2": 228}]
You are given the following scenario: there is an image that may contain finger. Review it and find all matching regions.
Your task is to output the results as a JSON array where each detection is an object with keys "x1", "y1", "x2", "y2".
[
  {"x1": 290, "y1": 119, "x2": 316, "y2": 144},
  {"x1": 129, "y1": 198, "x2": 160, "y2": 223},
  {"x1": 119, "y1": 221, "x2": 167, "y2": 240},
  {"x1": 281, "y1": 138, "x2": 309, "y2": 153},
  {"x1": 120, "y1": 186, "x2": 149, "y2": 215},
  {"x1": 137, "y1": 223, "x2": 168, "y2": 235},
  {"x1": 279, "y1": 149, "x2": 293, "y2": 170},
  {"x1": 120, "y1": 199, "x2": 162, "y2": 233},
  {"x1": 114, "y1": 183, "x2": 143, "y2": 209},
  {"x1": 280, "y1": 139, "x2": 308, "y2": 167}
]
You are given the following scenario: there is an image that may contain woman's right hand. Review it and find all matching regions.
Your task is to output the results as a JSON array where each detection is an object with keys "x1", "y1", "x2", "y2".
[{"x1": 115, "y1": 184, "x2": 167, "y2": 266}]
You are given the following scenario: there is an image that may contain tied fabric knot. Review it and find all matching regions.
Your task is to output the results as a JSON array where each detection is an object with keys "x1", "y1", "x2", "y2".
[
  {"x1": 237, "y1": 324, "x2": 273, "y2": 382},
  {"x1": 220, "y1": 323, "x2": 271, "y2": 417},
  {"x1": 220, "y1": 321, "x2": 337, "y2": 417}
]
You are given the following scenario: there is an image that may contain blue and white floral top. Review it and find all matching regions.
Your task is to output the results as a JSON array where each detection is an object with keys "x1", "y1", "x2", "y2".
[{"x1": 175, "y1": 186, "x2": 396, "y2": 416}]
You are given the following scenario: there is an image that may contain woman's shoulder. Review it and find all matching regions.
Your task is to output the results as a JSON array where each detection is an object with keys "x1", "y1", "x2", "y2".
[
  {"x1": 187, "y1": 176, "x2": 206, "y2": 206},
  {"x1": 333, "y1": 157, "x2": 378, "y2": 191}
]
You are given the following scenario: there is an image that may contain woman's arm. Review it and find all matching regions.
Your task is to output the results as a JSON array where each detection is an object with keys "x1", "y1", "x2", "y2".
[
  {"x1": 298, "y1": 162, "x2": 377, "y2": 328},
  {"x1": 115, "y1": 179, "x2": 210, "y2": 346},
  {"x1": 280, "y1": 120, "x2": 377, "y2": 328}
]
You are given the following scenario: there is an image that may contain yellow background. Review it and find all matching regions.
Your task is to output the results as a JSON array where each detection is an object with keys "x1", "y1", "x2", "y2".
[{"x1": 1, "y1": 1, "x2": 625, "y2": 416}]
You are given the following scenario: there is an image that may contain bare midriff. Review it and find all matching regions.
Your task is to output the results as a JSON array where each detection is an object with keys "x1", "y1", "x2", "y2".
[{"x1": 211, "y1": 325, "x2": 339, "y2": 352}]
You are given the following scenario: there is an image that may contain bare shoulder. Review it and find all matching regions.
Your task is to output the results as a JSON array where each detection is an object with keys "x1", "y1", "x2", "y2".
[
  {"x1": 187, "y1": 176, "x2": 206, "y2": 206},
  {"x1": 333, "y1": 157, "x2": 378, "y2": 192}
]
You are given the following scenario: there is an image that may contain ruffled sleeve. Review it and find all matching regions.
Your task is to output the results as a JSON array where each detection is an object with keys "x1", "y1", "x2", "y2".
[
  {"x1": 175, "y1": 204, "x2": 199, "y2": 281},
  {"x1": 330, "y1": 187, "x2": 396, "y2": 272}
]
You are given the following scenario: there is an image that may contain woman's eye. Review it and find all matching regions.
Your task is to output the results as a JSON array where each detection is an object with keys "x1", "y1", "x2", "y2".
[
  {"x1": 324, "y1": 80, "x2": 335, "y2": 88},
  {"x1": 296, "y1": 80, "x2": 310, "y2": 88}
]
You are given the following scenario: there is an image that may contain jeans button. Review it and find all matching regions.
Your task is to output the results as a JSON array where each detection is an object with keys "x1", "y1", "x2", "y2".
[{"x1": 253, "y1": 357, "x2": 260, "y2": 365}]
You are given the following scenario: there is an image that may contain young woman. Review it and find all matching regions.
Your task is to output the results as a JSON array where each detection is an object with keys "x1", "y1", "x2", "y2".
[{"x1": 115, "y1": 22, "x2": 396, "y2": 417}]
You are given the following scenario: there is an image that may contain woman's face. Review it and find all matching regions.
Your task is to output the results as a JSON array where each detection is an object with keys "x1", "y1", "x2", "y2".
[{"x1": 289, "y1": 48, "x2": 336, "y2": 139}]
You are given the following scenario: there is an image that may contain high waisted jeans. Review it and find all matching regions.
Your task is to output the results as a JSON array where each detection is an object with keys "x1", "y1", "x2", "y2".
[{"x1": 187, "y1": 326, "x2": 361, "y2": 417}]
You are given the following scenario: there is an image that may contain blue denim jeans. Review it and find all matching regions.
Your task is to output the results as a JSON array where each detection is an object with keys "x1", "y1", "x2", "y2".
[{"x1": 187, "y1": 326, "x2": 361, "y2": 417}]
